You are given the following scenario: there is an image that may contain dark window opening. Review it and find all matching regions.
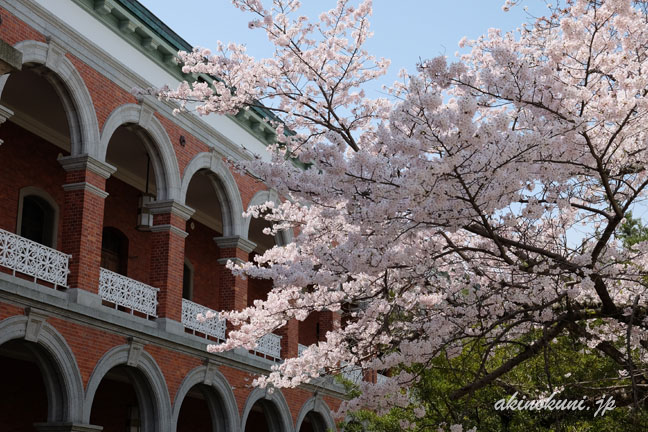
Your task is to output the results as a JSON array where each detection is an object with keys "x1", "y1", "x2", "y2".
[
  {"x1": 101, "y1": 227, "x2": 128, "y2": 275},
  {"x1": 20, "y1": 195, "x2": 55, "y2": 247},
  {"x1": 183, "y1": 262, "x2": 193, "y2": 300}
]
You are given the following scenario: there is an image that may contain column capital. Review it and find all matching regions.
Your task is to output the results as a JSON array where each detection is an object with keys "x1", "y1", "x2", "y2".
[
  {"x1": 147, "y1": 199, "x2": 195, "y2": 221},
  {"x1": 214, "y1": 235, "x2": 256, "y2": 254},
  {"x1": 58, "y1": 154, "x2": 116, "y2": 179}
]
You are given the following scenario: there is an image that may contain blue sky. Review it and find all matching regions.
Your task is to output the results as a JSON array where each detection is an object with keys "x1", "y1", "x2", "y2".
[{"x1": 138, "y1": 0, "x2": 547, "y2": 96}]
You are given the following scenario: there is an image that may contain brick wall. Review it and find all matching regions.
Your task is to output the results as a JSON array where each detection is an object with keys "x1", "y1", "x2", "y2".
[{"x1": 0, "y1": 3, "x2": 343, "y2": 427}]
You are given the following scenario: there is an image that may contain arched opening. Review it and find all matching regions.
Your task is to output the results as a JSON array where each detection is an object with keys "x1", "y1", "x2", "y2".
[
  {"x1": 0, "y1": 66, "x2": 71, "y2": 246},
  {"x1": 90, "y1": 365, "x2": 157, "y2": 432},
  {"x1": 0, "y1": 339, "x2": 61, "y2": 428},
  {"x1": 244, "y1": 398, "x2": 285, "y2": 432},
  {"x1": 102, "y1": 125, "x2": 160, "y2": 285},
  {"x1": 183, "y1": 169, "x2": 227, "y2": 310},
  {"x1": 176, "y1": 383, "x2": 232, "y2": 432},
  {"x1": 298, "y1": 411, "x2": 329, "y2": 432}
]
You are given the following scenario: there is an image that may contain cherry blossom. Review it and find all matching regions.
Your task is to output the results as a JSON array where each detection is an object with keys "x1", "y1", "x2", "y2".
[{"x1": 160, "y1": 0, "x2": 648, "y2": 426}]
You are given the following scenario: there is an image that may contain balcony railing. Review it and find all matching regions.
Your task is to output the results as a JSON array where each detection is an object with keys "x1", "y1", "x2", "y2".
[
  {"x1": 377, "y1": 373, "x2": 389, "y2": 385},
  {"x1": 99, "y1": 268, "x2": 158, "y2": 318},
  {"x1": 0, "y1": 228, "x2": 70, "y2": 288},
  {"x1": 298, "y1": 343, "x2": 307, "y2": 356},
  {"x1": 253, "y1": 333, "x2": 282, "y2": 360},
  {"x1": 341, "y1": 364, "x2": 363, "y2": 384},
  {"x1": 181, "y1": 299, "x2": 226, "y2": 342}
]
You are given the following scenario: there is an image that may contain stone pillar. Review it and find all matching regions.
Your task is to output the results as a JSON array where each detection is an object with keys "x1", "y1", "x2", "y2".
[
  {"x1": 276, "y1": 318, "x2": 299, "y2": 358},
  {"x1": 214, "y1": 236, "x2": 256, "y2": 312},
  {"x1": 147, "y1": 200, "x2": 193, "y2": 326},
  {"x1": 318, "y1": 311, "x2": 341, "y2": 340},
  {"x1": 59, "y1": 155, "x2": 115, "y2": 303}
]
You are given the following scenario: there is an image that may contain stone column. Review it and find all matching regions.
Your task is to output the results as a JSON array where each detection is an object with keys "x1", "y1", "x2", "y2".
[
  {"x1": 147, "y1": 200, "x2": 194, "y2": 328},
  {"x1": 59, "y1": 155, "x2": 115, "y2": 305},
  {"x1": 214, "y1": 236, "x2": 256, "y2": 313},
  {"x1": 276, "y1": 318, "x2": 299, "y2": 359}
]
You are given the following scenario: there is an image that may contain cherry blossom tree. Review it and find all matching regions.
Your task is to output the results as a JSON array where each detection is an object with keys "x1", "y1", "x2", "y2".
[{"x1": 160, "y1": 0, "x2": 648, "y2": 428}]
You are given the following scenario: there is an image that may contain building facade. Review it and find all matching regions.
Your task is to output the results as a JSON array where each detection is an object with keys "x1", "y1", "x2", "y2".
[{"x1": 0, "y1": 1, "x2": 346, "y2": 431}]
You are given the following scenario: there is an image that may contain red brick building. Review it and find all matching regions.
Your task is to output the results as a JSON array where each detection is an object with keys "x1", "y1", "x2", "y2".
[{"x1": 0, "y1": 1, "x2": 346, "y2": 430}]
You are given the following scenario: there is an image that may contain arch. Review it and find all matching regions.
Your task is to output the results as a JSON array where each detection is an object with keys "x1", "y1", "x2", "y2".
[
  {"x1": 84, "y1": 343, "x2": 171, "y2": 431},
  {"x1": 99, "y1": 103, "x2": 181, "y2": 201},
  {"x1": 16, "y1": 186, "x2": 60, "y2": 248},
  {"x1": 241, "y1": 387, "x2": 294, "y2": 432},
  {"x1": 295, "y1": 397, "x2": 337, "y2": 432},
  {"x1": 6, "y1": 39, "x2": 101, "y2": 158},
  {"x1": 180, "y1": 152, "x2": 245, "y2": 237},
  {"x1": 0, "y1": 315, "x2": 84, "y2": 423},
  {"x1": 244, "y1": 190, "x2": 294, "y2": 246},
  {"x1": 171, "y1": 364, "x2": 240, "y2": 431}
]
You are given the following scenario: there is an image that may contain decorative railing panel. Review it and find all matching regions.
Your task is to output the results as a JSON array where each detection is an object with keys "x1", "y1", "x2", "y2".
[
  {"x1": 298, "y1": 343, "x2": 307, "y2": 357},
  {"x1": 342, "y1": 364, "x2": 363, "y2": 383},
  {"x1": 0, "y1": 228, "x2": 70, "y2": 287},
  {"x1": 182, "y1": 299, "x2": 226, "y2": 342},
  {"x1": 99, "y1": 268, "x2": 158, "y2": 318},
  {"x1": 254, "y1": 333, "x2": 282, "y2": 360}
]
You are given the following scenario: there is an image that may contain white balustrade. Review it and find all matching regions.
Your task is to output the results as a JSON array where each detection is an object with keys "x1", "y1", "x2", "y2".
[
  {"x1": 0, "y1": 228, "x2": 70, "y2": 288},
  {"x1": 342, "y1": 364, "x2": 363, "y2": 383},
  {"x1": 254, "y1": 333, "x2": 282, "y2": 360},
  {"x1": 298, "y1": 343, "x2": 307, "y2": 356},
  {"x1": 182, "y1": 299, "x2": 226, "y2": 342},
  {"x1": 99, "y1": 268, "x2": 158, "y2": 318}
]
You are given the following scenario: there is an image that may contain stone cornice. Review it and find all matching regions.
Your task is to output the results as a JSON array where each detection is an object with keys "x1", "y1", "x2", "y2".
[
  {"x1": 147, "y1": 199, "x2": 195, "y2": 221},
  {"x1": 58, "y1": 155, "x2": 117, "y2": 179},
  {"x1": 70, "y1": 0, "x2": 278, "y2": 146},
  {"x1": 214, "y1": 236, "x2": 257, "y2": 254},
  {"x1": 62, "y1": 182, "x2": 110, "y2": 199}
]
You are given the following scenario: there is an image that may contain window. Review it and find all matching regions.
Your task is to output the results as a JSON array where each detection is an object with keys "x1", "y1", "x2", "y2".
[
  {"x1": 17, "y1": 187, "x2": 58, "y2": 248},
  {"x1": 101, "y1": 227, "x2": 128, "y2": 275}
]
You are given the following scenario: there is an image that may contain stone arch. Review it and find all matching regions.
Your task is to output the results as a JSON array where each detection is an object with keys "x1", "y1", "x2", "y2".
[
  {"x1": 243, "y1": 190, "x2": 294, "y2": 246},
  {"x1": 84, "y1": 343, "x2": 171, "y2": 431},
  {"x1": 4, "y1": 39, "x2": 101, "y2": 158},
  {"x1": 0, "y1": 314, "x2": 85, "y2": 423},
  {"x1": 180, "y1": 152, "x2": 245, "y2": 237},
  {"x1": 171, "y1": 364, "x2": 240, "y2": 431},
  {"x1": 99, "y1": 102, "x2": 181, "y2": 200},
  {"x1": 241, "y1": 387, "x2": 294, "y2": 432},
  {"x1": 295, "y1": 397, "x2": 337, "y2": 432}
]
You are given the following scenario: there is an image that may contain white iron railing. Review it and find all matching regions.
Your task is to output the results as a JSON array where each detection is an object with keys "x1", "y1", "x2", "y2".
[
  {"x1": 0, "y1": 228, "x2": 70, "y2": 288},
  {"x1": 377, "y1": 373, "x2": 389, "y2": 385},
  {"x1": 181, "y1": 299, "x2": 226, "y2": 342},
  {"x1": 342, "y1": 364, "x2": 364, "y2": 384},
  {"x1": 99, "y1": 268, "x2": 158, "y2": 318},
  {"x1": 254, "y1": 333, "x2": 282, "y2": 360},
  {"x1": 298, "y1": 343, "x2": 307, "y2": 356}
]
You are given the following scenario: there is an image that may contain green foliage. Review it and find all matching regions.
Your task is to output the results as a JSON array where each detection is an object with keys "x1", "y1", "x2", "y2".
[
  {"x1": 342, "y1": 335, "x2": 648, "y2": 431},
  {"x1": 618, "y1": 211, "x2": 648, "y2": 248}
]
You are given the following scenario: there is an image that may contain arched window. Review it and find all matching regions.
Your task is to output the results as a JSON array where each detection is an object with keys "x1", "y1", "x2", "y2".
[
  {"x1": 101, "y1": 227, "x2": 128, "y2": 275},
  {"x1": 183, "y1": 259, "x2": 193, "y2": 300},
  {"x1": 17, "y1": 187, "x2": 58, "y2": 248}
]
